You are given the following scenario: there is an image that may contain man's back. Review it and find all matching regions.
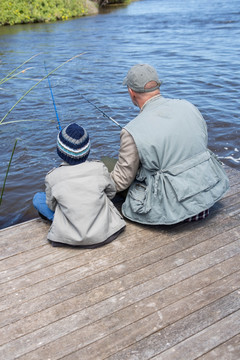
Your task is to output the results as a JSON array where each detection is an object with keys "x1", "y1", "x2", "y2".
[
  {"x1": 126, "y1": 95, "x2": 208, "y2": 171},
  {"x1": 122, "y1": 95, "x2": 229, "y2": 225}
]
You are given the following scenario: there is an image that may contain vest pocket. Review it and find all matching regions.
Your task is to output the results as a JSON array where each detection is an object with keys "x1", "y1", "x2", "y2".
[
  {"x1": 129, "y1": 183, "x2": 151, "y2": 214},
  {"x1": 165, "y1": 157, "x2": 220, "y2": 202}
]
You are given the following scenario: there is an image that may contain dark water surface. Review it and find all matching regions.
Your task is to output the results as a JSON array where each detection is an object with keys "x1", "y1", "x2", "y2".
[{"x1": 0, "y1": 0, "x2": 239, "y2": 228}]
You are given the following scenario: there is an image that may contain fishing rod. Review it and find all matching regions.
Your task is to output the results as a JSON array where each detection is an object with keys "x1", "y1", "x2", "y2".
[
  {"x1": 69, "y1": 86, "x2": 122, "y2": 129},
  {"x1": 44, "y1": 62, "x2": 62, "y2": 131}
]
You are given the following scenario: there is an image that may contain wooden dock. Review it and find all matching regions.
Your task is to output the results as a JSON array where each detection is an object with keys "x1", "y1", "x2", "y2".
[{"x1": 0, "y1": 166, "x2": 239, "y2": 360}]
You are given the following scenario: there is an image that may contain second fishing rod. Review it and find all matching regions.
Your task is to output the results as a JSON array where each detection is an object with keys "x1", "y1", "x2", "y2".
[
  {"x1": 69, "y1": 86, "x2": 122, "y2": 129},
  {"x1": 45, "y1": 65, "x2": 122, "y2": 131}
]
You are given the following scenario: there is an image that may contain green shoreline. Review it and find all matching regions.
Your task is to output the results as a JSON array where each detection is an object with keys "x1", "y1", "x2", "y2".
[{"x1": 0, "y1": 0, "x2": 132, "y2": 26}]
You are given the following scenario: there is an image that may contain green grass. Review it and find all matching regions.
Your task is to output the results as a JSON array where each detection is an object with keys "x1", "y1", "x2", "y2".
[{"x1": 0, "y1": 0, "x2": 94, "y2": 26}]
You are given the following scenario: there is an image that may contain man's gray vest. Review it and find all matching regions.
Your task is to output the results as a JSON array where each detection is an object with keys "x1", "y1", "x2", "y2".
[{"x1": 122, "y1": 95, "x2": 229, "y2": 225}]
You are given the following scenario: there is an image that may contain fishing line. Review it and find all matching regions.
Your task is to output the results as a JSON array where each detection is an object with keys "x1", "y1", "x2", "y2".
[
  {"x1": 44, "y1": 62, "x2": 62, "y2": 131},
  {"x1": 69, "y1": 85, "x2": 122, "y2": 129}
]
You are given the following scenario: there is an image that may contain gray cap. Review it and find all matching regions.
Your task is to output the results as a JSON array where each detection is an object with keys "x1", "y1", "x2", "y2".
[{"x1": 123, "y1": 64, "x2": 161, "y2": 93}]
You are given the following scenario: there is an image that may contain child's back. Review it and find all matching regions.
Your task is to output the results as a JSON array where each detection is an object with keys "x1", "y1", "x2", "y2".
[
  {"x1": 46, "y1": 160, "x2": 125, "y2": 246},
  {"x1": 33, "y1": 123, "x2": 125, "y2": 247}
]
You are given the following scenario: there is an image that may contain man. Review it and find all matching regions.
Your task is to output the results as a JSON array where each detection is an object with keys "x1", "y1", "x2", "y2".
[{"x1": 111, "y1": 64, "x2": 229, "y2": 225}]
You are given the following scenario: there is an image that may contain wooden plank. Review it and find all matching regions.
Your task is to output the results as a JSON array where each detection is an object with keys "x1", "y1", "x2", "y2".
[
  {"x1": 0, "y1": 244, "x2": 58, "y2": 272},
  {"x1": 1, "y1": 240, "x2": 239, "y2": 359},
  {"x1": 99, "y1": 292, "x2": 240, "y2": 360},
  {"x1": 0, "y1": 220, "x2": 145, "y2": 281},
  {"x1": 8, "y1": 265, "x2": 240, "y2": 360},
  {"x1": 223, "y1": 181, "x2": 240, "y2": 197},
  {"x1": 197, "y1": 334, "x2": 240, "y2": 360},
  {"x1": 0, "y1": 222, "x2": 239, "y2": 328},
  {"x1": 219, "y1": 189, "x2": 240, "y2": 208},
  {"x1": 21, "y1": 289, "x2": 240, "y2": 360},
  {"x1": 0, "y1": 168, "x2": 238, "y2": 271},
  {"x1": 1, "y1": 250, "x2": 239, "y2": 347},
  {"x1": 1, "y1": 195, "x2": 239, "y2": 297},
  {"x1": 223, "y1": 166, "x2": 240, "y2": 182},
  {"x1": 151, "y1": 310, "x2": 240, "y2": 360},
  {"x1": 0, "y1": 165, "x2": 238, "y2": 360},
  {"x1": 0, "y1": 166, "x2": 238, "y2": 251},
  {"x1": 0, "y1": 216, "x2": 141, "y2": 261},
  {"x1": 0, "y1": 223, "x2": 147, "y2": 288},
  {"x1": 0, "y1": 219, "x2": 49, "y2": 254}
]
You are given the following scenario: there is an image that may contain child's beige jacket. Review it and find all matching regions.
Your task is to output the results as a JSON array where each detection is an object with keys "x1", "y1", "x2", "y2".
[{"x1": 45, "y1": 161, "x2": 125, "y2": 246}]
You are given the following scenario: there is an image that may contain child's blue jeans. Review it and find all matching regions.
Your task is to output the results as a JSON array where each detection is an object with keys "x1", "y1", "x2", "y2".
[{"x1": 33, "y1": 192, "x2": 54, "y2": 221}]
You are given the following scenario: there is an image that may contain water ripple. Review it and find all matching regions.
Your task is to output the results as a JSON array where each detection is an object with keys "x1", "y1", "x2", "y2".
[{"x1": 0, "y1": 0, "x2": 239, "y2": 228}]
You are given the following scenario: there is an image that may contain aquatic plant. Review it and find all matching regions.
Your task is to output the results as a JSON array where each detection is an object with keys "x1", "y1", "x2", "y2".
[
  {"x1": 0, "y1": 0, "x2": 97, "y2": 26},
  {"x1": 0, "y1": 139, "x2": 18, "y2": 206},
  {"x1": 0, "y1": 53, "x2": 41, "y2": 85},
  {"x1": 0, "y1": 53, "x2": 84, "y2": 205},
  {"x1": 0, "y1": 53, "x2": 84, "y2": 124}
]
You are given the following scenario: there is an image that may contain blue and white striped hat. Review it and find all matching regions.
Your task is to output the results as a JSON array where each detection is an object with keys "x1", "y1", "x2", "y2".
[{"x1": 57, "y1": 123, "x2": 90, "y2": 165}]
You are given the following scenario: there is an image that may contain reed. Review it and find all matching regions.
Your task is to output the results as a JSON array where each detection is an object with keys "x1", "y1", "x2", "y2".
[
  {"x1": 0, "y1": 139, "x2": 18, "y2": 206},
  {"x1": 0, "y1": 67, "x2": 35, "y2": 85},
  {"x1": 0, "y1": 53, "x2": 84, "y2": 206},
  {"x1": 1, "y1": 119, "x2": 54, "y2": 125},
  {"x1": 0, "y1": 53, "x2": 41, "y2": 85},
  {"x1": 0, "y1": 53, "x2": 85, "y2": 124}
]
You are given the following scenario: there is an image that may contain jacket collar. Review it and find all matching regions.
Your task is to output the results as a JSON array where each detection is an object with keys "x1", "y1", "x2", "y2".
[{"x1": 140, "y1": 94, "x2": 162, "y2": 112}]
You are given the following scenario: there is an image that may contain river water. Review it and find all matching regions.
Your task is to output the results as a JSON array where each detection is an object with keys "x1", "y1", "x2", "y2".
[{"x1": 0, "y1": 0, "x2": 239, "y2": 229}]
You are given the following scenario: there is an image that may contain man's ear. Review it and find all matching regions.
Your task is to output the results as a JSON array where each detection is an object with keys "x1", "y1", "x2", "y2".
[
  {"x1": 128, "y1": 87, "x2": 134, "y2": 96},
  {"x1": 128, "y1": 88, "x2": 136, "y2": 101},
  {"x1": 128, "y1": 88, "x2": 139, "y2": 107}
]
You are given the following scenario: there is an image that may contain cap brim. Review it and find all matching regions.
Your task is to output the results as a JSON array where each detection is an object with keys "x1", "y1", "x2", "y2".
[{"x1": 122, "y1": 76, "x2": 128, "y2": 86}]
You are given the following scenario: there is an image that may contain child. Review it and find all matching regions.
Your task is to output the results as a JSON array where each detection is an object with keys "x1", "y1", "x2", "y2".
[{"x1": 33, "y1": 123, "x2": 126, "y2": 248}]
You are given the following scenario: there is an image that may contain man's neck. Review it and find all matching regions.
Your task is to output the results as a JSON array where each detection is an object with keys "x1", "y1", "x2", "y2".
[{"x1": 140, "y1": 93, "x2": 161, "y2": 111}]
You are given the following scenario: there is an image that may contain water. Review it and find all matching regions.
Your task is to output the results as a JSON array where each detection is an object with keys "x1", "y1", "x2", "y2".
[{"x1": 0, "y1": 0, "x2": 239, "y2": 229}]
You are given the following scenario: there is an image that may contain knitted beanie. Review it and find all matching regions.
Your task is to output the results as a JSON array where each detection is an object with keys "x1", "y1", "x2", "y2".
[{"x1": 57, "y1": 123, "x2": 90, "y2": 165}]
